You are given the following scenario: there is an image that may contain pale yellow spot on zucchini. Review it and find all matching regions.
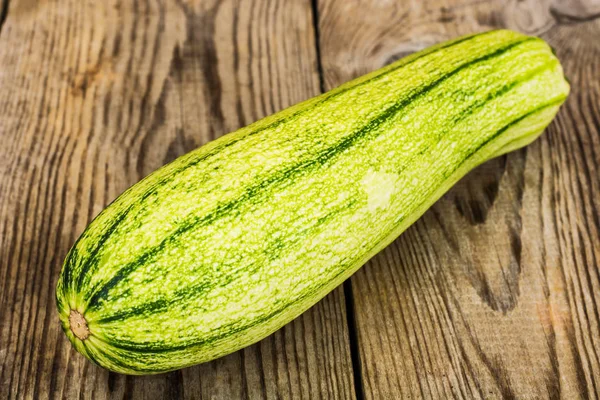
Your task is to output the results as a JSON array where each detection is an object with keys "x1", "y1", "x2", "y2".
[{"x1": 361, "y1": 169, "x2": 398, "y2": 212}]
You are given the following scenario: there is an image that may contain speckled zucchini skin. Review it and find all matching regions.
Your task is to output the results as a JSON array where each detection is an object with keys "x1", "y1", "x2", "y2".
[{"x1": 56, "y1": 30, "x2": 569, "y2": 374}]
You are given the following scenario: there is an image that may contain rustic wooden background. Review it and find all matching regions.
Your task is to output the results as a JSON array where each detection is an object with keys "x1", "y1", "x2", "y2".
[{"x1": 1, "y1": 0, "x2": 599, "y2": 398}]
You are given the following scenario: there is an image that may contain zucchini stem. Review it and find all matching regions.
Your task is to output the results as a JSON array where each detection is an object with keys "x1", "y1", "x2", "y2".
[{"x1": 69, "y1": 310, "x2": 90, "y2": 340}]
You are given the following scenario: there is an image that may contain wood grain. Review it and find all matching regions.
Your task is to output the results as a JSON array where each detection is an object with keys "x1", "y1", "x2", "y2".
[
  {"x1": 317, "y1": 0, "x2": 600, "y2": 398},
  {"x1": 0, "y1": 0, "x2": 355, "y2": 399},
  {"x1": 2, "y1": 0, "x2": 599, "y2": 398}
]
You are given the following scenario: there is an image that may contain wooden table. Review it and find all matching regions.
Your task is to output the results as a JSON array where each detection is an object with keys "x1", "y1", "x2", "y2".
[{"x1": 1, "y1": 0, "x2": 599, "y2": 398}]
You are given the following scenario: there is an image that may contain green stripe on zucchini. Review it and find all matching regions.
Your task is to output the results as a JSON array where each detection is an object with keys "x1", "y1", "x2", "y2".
[{"x1": 56, "y1": 29, "x2": 569, "y2": 374}]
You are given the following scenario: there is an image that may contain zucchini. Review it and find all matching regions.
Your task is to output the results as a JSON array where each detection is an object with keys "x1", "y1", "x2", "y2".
[{"x1": 56, "y1": 29, "x2": 569, "y2": 374}]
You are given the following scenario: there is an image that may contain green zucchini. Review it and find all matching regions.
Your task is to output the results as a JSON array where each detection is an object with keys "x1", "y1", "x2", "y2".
[{"x1": 56, "y1": 29, "x2": 569, "y2": 374}]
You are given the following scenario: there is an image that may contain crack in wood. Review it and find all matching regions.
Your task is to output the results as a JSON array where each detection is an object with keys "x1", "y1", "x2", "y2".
[
  {"x1": 311, "y1": 0, "x2": 326, "y2": 94},
  {"x1": 550, "y1": 6, "x2": 600, "y2": 24},
  {"x1": 0, "y1": 0, "x2": 9, "y2": 35}
]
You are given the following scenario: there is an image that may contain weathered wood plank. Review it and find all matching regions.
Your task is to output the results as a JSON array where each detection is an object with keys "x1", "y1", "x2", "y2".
[
  {"x1": 317, "y1": 0, "x2": 600, "y2": 398},
  {"x1": 0, "y1": 0, "x2": 355, "y2": 399}
]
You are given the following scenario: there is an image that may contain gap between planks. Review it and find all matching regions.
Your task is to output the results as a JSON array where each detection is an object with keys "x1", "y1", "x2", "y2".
[
  {"x1": 0, "y1": 0, "x2": 10, "y2": 35},
  {"x1": 310, "y1": 0, "x2": 366, "y2": 399}
]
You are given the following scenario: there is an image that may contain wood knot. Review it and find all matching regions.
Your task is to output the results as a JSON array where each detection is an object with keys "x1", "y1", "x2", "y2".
[{"x1": 70, "y1": 62, "x2": 115, "y2": 96}]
